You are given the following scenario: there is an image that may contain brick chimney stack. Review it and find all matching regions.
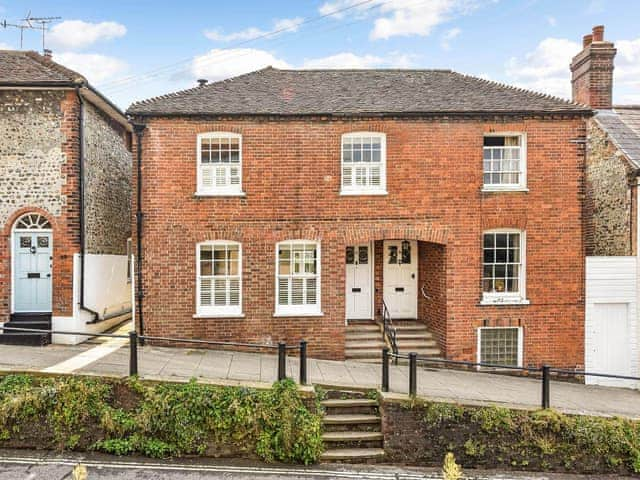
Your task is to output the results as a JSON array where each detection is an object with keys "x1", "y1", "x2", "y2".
[{"x1": 570, "y1": 25, "x2": 616, "y2": 109}]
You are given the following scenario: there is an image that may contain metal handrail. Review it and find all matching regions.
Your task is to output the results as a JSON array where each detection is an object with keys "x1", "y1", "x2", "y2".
[
  {"x1": 381, "y1": 299, "x2": 398, "y2": 356},
  {"x1": 0, "y1": 326, "x2": 129, "y2": 339},
  {"x1": 139, "y1": 334, "x2": 285, "y2": 350},
  {"x1": 391, "y1": 351, "x2": 540, "y2": 373}
]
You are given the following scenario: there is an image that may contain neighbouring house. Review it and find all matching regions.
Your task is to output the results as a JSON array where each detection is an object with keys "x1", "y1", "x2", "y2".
[
  {"x1": 0, "y1": 50, "x2": 133, "y2": 345},
  {"x1": 127, "y1": 66, "x2": 591, "y2": 365},
  {"x1": 578, "y1": 26, "x2": 640, "y2": 385}
]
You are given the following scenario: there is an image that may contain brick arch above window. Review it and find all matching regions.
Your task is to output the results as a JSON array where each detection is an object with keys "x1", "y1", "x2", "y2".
[{"x1": 3, "y1": 207, "x2": 56, "y2": 236}]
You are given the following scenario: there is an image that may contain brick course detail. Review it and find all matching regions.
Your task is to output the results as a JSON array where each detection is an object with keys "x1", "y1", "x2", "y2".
[{"x1": 133, "y1": 116, "x2": 587, "y2": 366}]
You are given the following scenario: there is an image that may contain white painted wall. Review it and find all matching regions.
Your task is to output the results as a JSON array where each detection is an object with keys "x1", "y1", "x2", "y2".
[
  {"x1": 52, "y1": 253, "x2": 131, "y2": 345},
  {"x1": 585, "y1": 256, "x2": 638, "y2": 388}
]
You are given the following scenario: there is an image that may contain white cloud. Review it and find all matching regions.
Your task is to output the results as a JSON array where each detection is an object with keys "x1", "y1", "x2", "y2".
[
  {"x1": 319, "y1": 0, "x2": 484, "y2": 40},
  {"x1": 616, "y1": 38, "x2": 640, "y2": 93},
  {"x1": 302, "y1": 52, "x2": 384, "y2": 69},
  {"x1": 48, "y1": 20, "x2": 126, "y2": 50},
  {"x1": 55, "y1": 52, "x2": 128, "y2": 84},
  {"x1": 505, "y1": 35, "x2": 640, "y2": 102},
  {"x1": 441, "y1": 27, "x2": 461, "y2": 50},
  {"x1": 205, "y1": 17, "x2": 303, "y2": 42},
  {"x1": 505, "y1": 37, "x2": 580, "y2": 98},
  {"x1": 192, "y1": 48, "x2": 290, "y2": 81}
]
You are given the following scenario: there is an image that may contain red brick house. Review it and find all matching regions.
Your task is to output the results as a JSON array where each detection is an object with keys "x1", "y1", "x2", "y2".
[
  {"x1": 0, "y1": 50, "x2": 132, "y2": 345},
  {"x1": 128, "y1": 68, "x2": 591, "y2": 366}
]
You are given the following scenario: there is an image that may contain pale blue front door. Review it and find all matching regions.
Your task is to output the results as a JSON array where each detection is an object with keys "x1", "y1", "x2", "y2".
[{"x1": 13, "y1": 231, "x2": 52, "y2": 312}]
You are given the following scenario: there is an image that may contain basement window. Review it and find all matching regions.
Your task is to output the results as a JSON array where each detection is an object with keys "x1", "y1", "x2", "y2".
[
  {"x1": 477, "y1": 326, "x2": 523, "y2": 367},
  {"x1": 482, "y1": 134, "x2": 527, "y2": 191}
]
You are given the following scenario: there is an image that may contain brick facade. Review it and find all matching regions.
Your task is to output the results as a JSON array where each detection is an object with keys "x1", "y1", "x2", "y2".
[{"x1": 134, "y1": 115, "x2": 587, "y2": 366}]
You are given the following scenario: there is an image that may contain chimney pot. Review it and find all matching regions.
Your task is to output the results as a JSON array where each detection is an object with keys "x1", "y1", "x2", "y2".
[
  {"x1": 197, "y1": 79, "x2": 208, "y2": 87},
  {"x1": 592, "y1": 25, "x2": 604, "y2": 42},
  {"x1": 583, "y1": 34, "x2": 593, "y2": 48},
  {"x1": 43, "y1": 49, "x2": 52, "y2": 60}
]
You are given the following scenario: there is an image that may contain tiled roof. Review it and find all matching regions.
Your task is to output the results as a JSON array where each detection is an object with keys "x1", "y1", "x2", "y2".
[
  {"x1": 127, "y1": 67, "x2": 591, "y2": 117},
  {"x1": 0, "y1": 50, "x2": 85, "y2": 84},
  {"x1": 595, "y1": 106, "x2": 640, "y2": 169}
]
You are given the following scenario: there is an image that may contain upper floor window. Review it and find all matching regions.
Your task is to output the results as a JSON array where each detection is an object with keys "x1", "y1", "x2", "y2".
[
  {"x1": 481, "y1": 230, "x2": 528, "y2": 305},
  {"x1": 196, "y1": 132, "x2": 243, "y2": 196},
  {"x1": 482, "y1": 134, "x2": 526, "y2": 191},
  {"x1": 197, "y1": 241, "x2": 242, "y2": 316},
  {"x1": 275, "y1": 241, "x2": 321, "y2": 316},
  {"x1": 341, "y1": 132, "x2": 387, "y2": 195}
]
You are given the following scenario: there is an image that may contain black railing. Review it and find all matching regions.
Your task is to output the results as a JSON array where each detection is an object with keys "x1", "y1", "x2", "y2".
[
  {"x1": 0, "y1": 326, "x2": 308, "y2": 385},
  {"x1": 381, "y1": 299, "x2": 398, "y2": 357},
  {"x1": 382, "y1": 350, "x2": 640, "y2": 410}
]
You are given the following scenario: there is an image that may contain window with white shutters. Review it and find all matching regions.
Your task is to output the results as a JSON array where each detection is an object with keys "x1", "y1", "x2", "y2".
[
  {"x1": 341, "y1": 132, "x2": 387, "y2": 195},
  {"x1": 276, "y1": 241, "x2": 321, "y2": 315},
  {"x1": 197, "y1": 241, "x2": 242, "y2": 316},
  {"x1": 197, "y1": 132, "x2": 243, "y2": 195}
]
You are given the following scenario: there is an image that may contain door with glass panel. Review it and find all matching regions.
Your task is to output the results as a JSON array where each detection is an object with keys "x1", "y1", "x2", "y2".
[
  {"x1": 14, "y1": 230, "x2": 52, "y2": 312},
  {"x1": 345, "y1": 243, "x2": 373, "y2": 320},
  {"x1": 383, "y1": 240, "x2": 417, "y2": 318}
]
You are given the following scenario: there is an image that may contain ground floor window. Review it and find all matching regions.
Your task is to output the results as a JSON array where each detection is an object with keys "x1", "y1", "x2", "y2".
[
  {"x1": 482, "y1": 229, "x2": 526, "y2": 304},
  {"x1": 477, "y1": 326, "x2": 523, "y2": 367},
  {"x1": 276, "y1": 241, "x2": 321, "y2": 315},
  {"x1": 197, "y1": 241, "x2": 241, "y2": 316}
]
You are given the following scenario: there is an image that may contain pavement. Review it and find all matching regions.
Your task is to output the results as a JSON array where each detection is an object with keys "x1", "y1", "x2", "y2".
[
  {"x1": 0, "y1": 449, "x2": 632, "y2": 479},
  {"x1": 0, "y1": 324, "x2": 639, "y2": 418}
]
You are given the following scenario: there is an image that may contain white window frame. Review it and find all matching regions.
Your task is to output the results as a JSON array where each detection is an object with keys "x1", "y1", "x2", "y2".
[
  {"x1": 481, "y1": 132, "x2": 527, "y2": 192},
  {"x1": 195, "y1": 132, "x2": 245, "y2": 197},
  {"x1": 481, "y1": 229, "x2": 529, "y2": 305},
  {"x1": 340, "y1": 132, "x2": 387, "y2": 196},
  {"x1": 274, "y1": 240, "x2": 322, "y2": 317},
  {"x1": 195, "y1": 240, "x2": 243, "y2": 318},
  {"x1": 477, "y1": 326, "x2": 524, "y2": 368}
]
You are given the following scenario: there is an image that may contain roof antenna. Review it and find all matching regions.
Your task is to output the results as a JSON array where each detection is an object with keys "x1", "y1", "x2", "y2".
[
  {"x1": 1, "y1": 11, "x2": 38, "y2": 49},
  {"x1": 197, "y1": 79, "x2": 208, "y2": 87},
  {"x1": 21, "y1": 12, "x2": 61, "y2": 53}
]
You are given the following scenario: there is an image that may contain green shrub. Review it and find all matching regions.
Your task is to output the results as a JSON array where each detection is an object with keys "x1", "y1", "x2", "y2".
[{"x1": 0, "y1": 374, "x2": 322, "y2": 464}]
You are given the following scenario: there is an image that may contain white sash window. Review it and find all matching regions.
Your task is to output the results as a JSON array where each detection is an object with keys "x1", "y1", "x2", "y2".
[
  {"x1": 275, "y1": 241, "x2": 321, "y2": 316},
  {"x1": 341, "y1": 132, "x2": 387, "y2": 195},
  {"x1": 481, "y1": 230, "x2": 528, "y2": 305},
  {"x1": 197, "y1": 132, "x2": 243, "y2": 195},
  {"x1": 197, "y1": 241, "x2": 242, "y2": 316},
  {"x1": 482, "y1": 133, "x2": 527, "y2": 191}
]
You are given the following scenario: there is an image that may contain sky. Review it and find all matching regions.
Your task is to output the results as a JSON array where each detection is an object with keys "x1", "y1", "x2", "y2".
[{"x1": 0, "y1": 0, "x2": 638, "y2": 110}]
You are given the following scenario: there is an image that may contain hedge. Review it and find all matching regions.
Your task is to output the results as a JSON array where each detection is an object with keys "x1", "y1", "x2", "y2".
[{"x1": 0, "y1": 374, "x2": 323, "y2": 464}]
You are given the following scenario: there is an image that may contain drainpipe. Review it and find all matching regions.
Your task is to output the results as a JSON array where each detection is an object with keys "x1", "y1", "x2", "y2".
[
  {"x1": 75, "y1": 85, "x2": 100, "y2": 322},
  {"x1": 133, "y1": 122, "x2": 146, "y2": 342}
]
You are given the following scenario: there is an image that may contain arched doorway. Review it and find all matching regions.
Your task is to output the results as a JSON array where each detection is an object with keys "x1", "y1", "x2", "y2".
[{"x1": 12, "y1": 213, "x2": 53, "y2": 313}]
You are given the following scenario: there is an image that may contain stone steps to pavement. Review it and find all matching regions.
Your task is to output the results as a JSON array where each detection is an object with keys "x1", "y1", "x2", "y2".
[{"x1": 320, "y1": 389, "x2": 384, "y2": 463}]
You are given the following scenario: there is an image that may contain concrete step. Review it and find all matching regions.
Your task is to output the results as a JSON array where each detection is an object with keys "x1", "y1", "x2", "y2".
[
  {"x1": 321, "y1": 399, "x2": 377, "y2": 408},
  {"x1": 346, "y1": 324, "x2": 379, "y2": 333},
  {"x1": 393, "y1": 323, "x2": 429, "y2": 332},
  {"x1": 397, "y1": 347, "x2": 441, "y2": 356},
  {"x1": 346, "y1": 331, "x2": 382, "y2": 340},
  {"x1": 0, "y1": 332, "x2": 50, "y2": 346},
  {"x1": 321, "y1": 448, "x2": 385, "y2": 461},
  {"x1": 345, "y1": 349, "x2": 384, "y2": 359},
  {"x1": 322, "y1": 431, "x2": 383, "y2": 442},
  {"x1": 323, "y1": 414, "x2": 380, "y2": 425},
  {"x1": 396, "y1": 339, "x2": 439, "y2": 349},
  {"x1": 395, "y1": 331, "x2": 435, "y2": 339},
  {"x1": 345, "y1": 340, "x2": 386, "y2": 350}
]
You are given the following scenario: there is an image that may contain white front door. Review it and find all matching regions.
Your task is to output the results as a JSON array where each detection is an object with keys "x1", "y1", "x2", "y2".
[
  {"x1": 383, "y1": 240, "x2": 417, "y2": 318},
  {"x1": 13, "y1": 231, "x2": 52, "y2": 312},
  {"x1": 588, "y1": 302, "x2": 633, "y2": 387},
  {"x1": 345, "y1": 243, "x2": 373, "y2": 319}
]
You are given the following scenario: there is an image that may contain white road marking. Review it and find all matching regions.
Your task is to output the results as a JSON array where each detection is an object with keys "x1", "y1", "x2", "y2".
[{"x1": 41, "y1": 322, "x2": 131, "y2": 374}]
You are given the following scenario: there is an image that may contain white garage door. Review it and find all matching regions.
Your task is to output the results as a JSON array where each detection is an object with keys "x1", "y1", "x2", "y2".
[
  {"x1": 585, "y1": 257, "x2": 638, "y2": 388},
  {"x1": 589, "y1": 303, "x2": 632, "y2": 387}
]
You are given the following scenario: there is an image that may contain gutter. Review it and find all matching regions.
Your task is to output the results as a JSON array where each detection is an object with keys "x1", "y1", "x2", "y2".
[
  {"x1": 133, "y1": 123, "x2": 146, "y2": 342},
  {"x1": 75, "y1": 85, "x2": 100, "y2": 323}
]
